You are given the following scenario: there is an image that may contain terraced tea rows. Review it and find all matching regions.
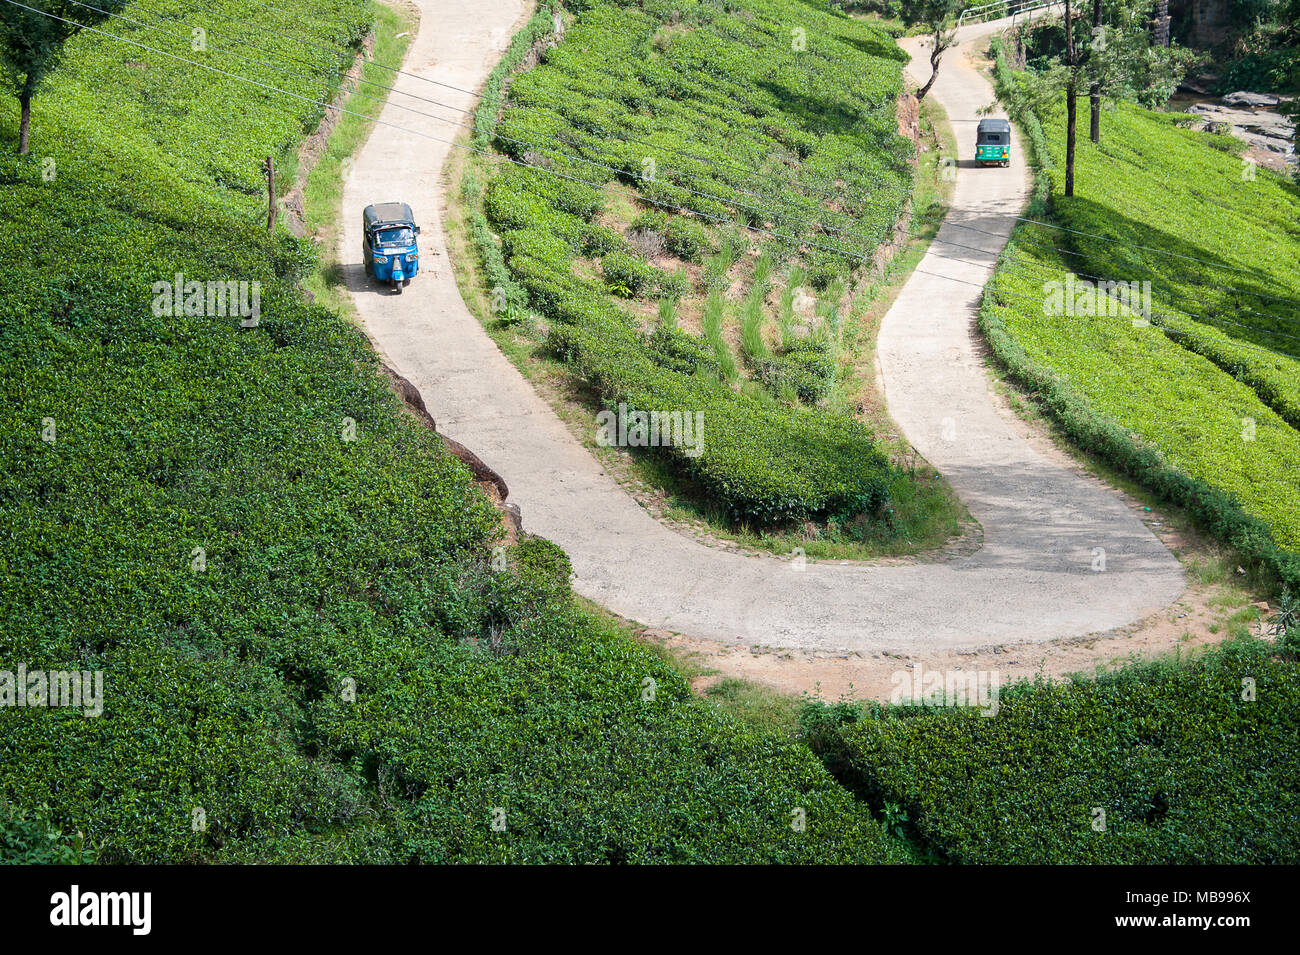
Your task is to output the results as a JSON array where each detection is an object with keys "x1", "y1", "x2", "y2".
[{"x1": 471, "y1": 0, "x2": 921, "y2": 526}]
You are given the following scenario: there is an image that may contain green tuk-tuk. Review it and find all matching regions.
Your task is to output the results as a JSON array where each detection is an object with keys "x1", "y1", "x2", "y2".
[{"x1": 976, "y1": 118, "x2": 1011, "y2": 167}]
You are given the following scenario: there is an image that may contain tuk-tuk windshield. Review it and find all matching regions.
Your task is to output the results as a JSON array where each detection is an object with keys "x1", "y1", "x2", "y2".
[{"x1": 377, "y1": 227, "x2": 415, "y2": 247}]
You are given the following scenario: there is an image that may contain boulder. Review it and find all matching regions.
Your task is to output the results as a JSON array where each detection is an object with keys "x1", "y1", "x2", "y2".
[{"x1": 1221, "y1": 91, "x2": 1280, "y2": 108}]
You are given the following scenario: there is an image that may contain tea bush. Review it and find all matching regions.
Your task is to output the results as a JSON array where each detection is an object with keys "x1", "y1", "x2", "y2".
[
  {"x1": 0, "y1": 0, "x2": 900, "y2": 863},
  {"x1": 759, "y1": 340, "x2": 836, "y2": 404},
  {"x1": 600, "y1": 249, "x2": 664, "y2": 296},
  {"x1": 630, "y1": 210, "x2": 713, "y2": 262},
  {"x1": 549, "y1": 316, "x2": 893, "y2": 522},
  {"x1": 803, "y1": 642, "x2": 1300, "y2": 864},
  {"x1": 471, "y1": 0, "x2": 915, "y2": 526},
  {"x1": 984, "y1": 39, "x2": 1300, "y2": 571},
  {"x1": 1, "y1": 801, "x2": 93, "y2": 865}
]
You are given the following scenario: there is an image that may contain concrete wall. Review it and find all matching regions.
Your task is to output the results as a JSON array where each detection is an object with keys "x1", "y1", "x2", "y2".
[{"x1": 1192, "y1": 0, "x2": 1233, "y2": 46}]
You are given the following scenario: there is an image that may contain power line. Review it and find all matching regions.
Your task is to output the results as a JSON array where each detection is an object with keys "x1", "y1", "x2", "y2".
[
  {"x1": 77, "y1": 0, "x2": 472, "y2": 116},
  {"x1": 4, "y1": 2, "x2": 967, "y2": 283},
  {"x1": 982, "y1": 278, "x2": 1300, "y2": 366},
  {"x1": 17, "y1": 0, "x2": 1299, "y2": 367},
  {"x1": 68, "y1": 0, "x2": 907, "y2": 255},
  {"x1": 497, "y1": 100, "x2": 1300, "y2": 313},
  {"x1": 197, "y1": 0, "x2": 485, "y2": 97},
  {"x1": 69, "y1": 0, "x2": 1300, "y2": 338},
  {"x1": 120, "y1": 0, "x2": 905, "y2": 220},
  {"x1": 112, "y1": 0, "x2": 1300, "y2": 314},
  {"x1": 996, "y1": 234, "x2": 1300, "y2": 343},
  {"x1": 51, "y1": 0, "x2": 1025, "y2": 274}
]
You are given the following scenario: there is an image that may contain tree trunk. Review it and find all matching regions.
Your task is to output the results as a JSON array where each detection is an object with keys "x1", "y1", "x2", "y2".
[
  {"x1": 1089, "y1": 0, "x2": 1102, "y2": 143},
  {"x1": 18, "y1": 89, "x2": 31, "y2": 156},
  {"x1": 1065, "y1": 0, "x2": 1077, "y2": 197},
  {"x1": 264, "y1": 156, "x2": 276, "y2": 232},
  {"x1": 916, "y1": 28, "x2": 944, "y2": 101},
  {"x1": 1089, "y1": 82, "x2": 1100, "y2": 143},
  {"x1": 1067, "y1": 81, "x2": 1077, "y2": 196}
]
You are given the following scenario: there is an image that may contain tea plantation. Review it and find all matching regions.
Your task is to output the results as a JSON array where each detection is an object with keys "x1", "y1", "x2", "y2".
[
  {"x1": 802, "y1": 638, "x2": 1300, "y2": 864},
  {"x1": 983, "y1": 40, "x2": 1300, "y2": 585},
  {"x1": 0, "y1": 0, "x2": 902, "y2": 863},
  {"x1": 469, "y1": 0, "x2": 918, "y2": 526},
  {"x1": 4, "y1": 0, "x2": 1297, "y2": 868}
]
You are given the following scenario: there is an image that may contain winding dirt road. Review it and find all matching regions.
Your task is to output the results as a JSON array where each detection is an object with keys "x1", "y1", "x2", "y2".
[{"x1": 341, "y1": 2, "x2": 1185, "y2": 653}]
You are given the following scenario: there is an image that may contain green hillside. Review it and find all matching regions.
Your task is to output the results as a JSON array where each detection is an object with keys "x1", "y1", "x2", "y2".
[
  {"x1": 802, "y1": 638, "x2": 1300, "y2": 864},
  {"x1": 984, "y1": 39, "x2": 1300, "y2": 585},
  {"x1": 0, "y1": 0, "x2": 899, "y2": 863}
]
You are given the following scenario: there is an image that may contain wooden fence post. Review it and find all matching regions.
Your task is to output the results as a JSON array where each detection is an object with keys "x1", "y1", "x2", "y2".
[{"x1": 264, "y1": 156, "x2": 276, "y2": 233}]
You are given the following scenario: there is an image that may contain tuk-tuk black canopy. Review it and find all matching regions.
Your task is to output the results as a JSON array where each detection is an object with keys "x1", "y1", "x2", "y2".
[
  {"x1": 977, "y1": 119, "x2": 1011, "y2": 142},
  {"x1": 363, "y1": 202, "x2": 415, "y2": 231}
]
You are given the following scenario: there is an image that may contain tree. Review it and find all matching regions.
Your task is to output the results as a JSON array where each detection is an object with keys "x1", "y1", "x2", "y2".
[
  {"x1": 1089, "y1": 0, "x2": 1102, "y2": 142},
  {"x1": 0, "y1": 0, "x2": 129, "y2": 155},
  {"x1": 1084, "y1": 0, "x2": 1202, "y2": 143},
  {"x1": 1237, "y1": 0, "x2": 1298, "y2": 182},
  {"x1": 900, "y1": 0, "x2": 962, "y2": 102},
  {"x1": 1064, "y1": 0, "x2": 1079, "y2": 195},
  {"x1": 1010, "y1": 1, "x2": 1201, "y2": 195},
  {"x1": 1281, "y1": 95, "x2": 1300, "y2": 185}
]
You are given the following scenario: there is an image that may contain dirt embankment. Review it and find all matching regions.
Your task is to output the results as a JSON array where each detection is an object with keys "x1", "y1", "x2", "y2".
[{"x1": 381, "y1": 359, "x2": 523, "y2": 542}]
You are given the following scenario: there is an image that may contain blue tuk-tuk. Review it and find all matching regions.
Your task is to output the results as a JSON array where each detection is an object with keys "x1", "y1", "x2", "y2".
[
  {"x1": 975, "y1": 118, "x2": 1011, "y2": 167},
  {"x1": 363, "y1": 202, "x2": 421, "y2": 293}
]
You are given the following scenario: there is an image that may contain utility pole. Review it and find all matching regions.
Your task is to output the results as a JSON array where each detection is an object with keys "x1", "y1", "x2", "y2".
[{"x1": 264, "y1": 156, "x2": 276, "y2": 233}]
